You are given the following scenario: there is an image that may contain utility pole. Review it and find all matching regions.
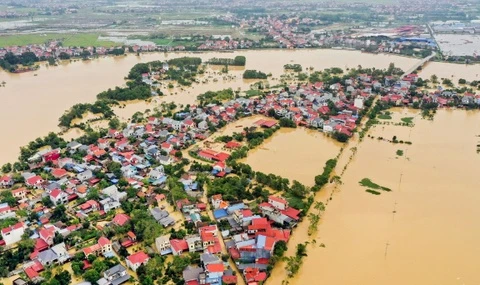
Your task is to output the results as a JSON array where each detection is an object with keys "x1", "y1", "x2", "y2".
[{"x1": 384, "y1": 241, "x2": 390, "y2": 259}]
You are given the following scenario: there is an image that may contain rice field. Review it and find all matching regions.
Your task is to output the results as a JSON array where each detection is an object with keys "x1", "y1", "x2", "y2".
[{"x1": 0, "y1": 33, "x2": 119, "y2": 48}]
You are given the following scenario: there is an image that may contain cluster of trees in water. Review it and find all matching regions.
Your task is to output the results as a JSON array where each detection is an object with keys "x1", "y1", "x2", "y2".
[
  {"x1": 313, "y1": 159, "x2": 337, "y2": 191},
  {"x1": 19, "y1": 132, "x2": 67, "y2": 162},
  {"x1": 298, "y1": 63, "x2": 404, "y2": 87},
  {"x1": 284, "y1": 64, "x2": 302, "y2": 72},
  {"x1": 198, "y1": 88, "x2": 234, "y2": 105},
  {"x1": 128, "y1": 57, "x2": 202, "y2": 86},
  {"x1": 207, "y1": 56, "x2": 246, "y2": 66},
  {"x1": 0, "y1": 52, "x2": 41, "y2": 72},
  {"x1": 165, "y1": 57, "x2": 202, "y2": 86},
  {"x1": 0, "y1": 48, "x2": 127, "y2": 72},
  {"x1": 59, "y1": 100, "x2": 116, "y2": 128},
  {"x1": 97, "y1": 84, "x2": 151, "y2": 101},
  {"x1": 243, "y1": 69, "x2": 268, "y2": 79}
]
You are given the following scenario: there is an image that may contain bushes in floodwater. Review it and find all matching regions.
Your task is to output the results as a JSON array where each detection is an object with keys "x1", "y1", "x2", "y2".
[
  {"x1": 359, "y1": 178, "x2": 391, "y2": 192},
  {"x1": 313, "y1": 158, "x2": 338, "y2": 191}
]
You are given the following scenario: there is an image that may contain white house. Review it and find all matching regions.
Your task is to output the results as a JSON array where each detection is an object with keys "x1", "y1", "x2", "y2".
[
  {"x1": 97, "y1": 264, "x2": 131, "y2": 285},
  {"x1": 100, "y1": 198, "x2": 121, "y2": 213},
  {"x1": 354, "y1": 96, "x2": 364, "y2": 109},
  {"x1": 50, "y1": 189, "x2": 68, "y2": 206},
  {"x1": 0, "y1": 203, "x2": 16, "y2": 220},
  {"x1": 155, "y1": 235, "x2": 172, "y2": 255},
  {"x1": 11, "y1": 188, "x2": 27, "y2": 200},
  {"x1": 77, "y1": 170, "x2": 93, "y2": 182},
  {"x1": 102, "y1": 185, "x2": 127, "y2": 202},
  {"x1": 211, "y1": 194, "x2": 223, "y2": 209},
  {"x1": 1, "y1": 222, "x2": 25, "y2": 246},
  {"x1": 0, "y1": 175, "x2": 13, "y2": 188},
  {"x1": 268, "y1": 196, "x2": 288, "y2": 211}
]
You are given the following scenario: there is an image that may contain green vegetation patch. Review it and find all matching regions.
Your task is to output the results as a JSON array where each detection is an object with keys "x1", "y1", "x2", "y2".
[
  {"x1": 396, "y1": 149, "x2": 404, "y2": 156},
  {"x1": 243, "y1": 69, "x2": 268, "y2": 79},
  {"x1": 198, "y1": 88, "x2": 234, "y2": 105},
  {"x1": 401, "y1": 117, "x2": 414, "y2": 124},
  {"x1": 208, "y1": 56, "x2": 246, "y2": 66},
  {"x1": 378, "y1": 111, "x2": 392, "y2": 120},
  {"x1": 284, "y1": 64, "x2": 302, "y2": 72},
  {"x1": 245, "y1": 89, "x2": 262, "y2": 98},
  {"x1": 359, "y1": 178, "x2": 391, "y2": 192},
  {"x1": 0, "y1": 33, "x2": 118, "y2": 48},
  {"x1": 366, "y1": 189, "x2": 381, "y2": 195}
]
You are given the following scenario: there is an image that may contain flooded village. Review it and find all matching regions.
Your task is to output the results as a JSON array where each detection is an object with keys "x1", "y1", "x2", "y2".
[{"x1": 0, "y1": 48, "x2": 480, "y2": 285}]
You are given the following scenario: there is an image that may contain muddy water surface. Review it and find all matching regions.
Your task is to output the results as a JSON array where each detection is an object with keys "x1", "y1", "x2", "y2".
[
  {"x1": 268, "y1": 110, "x2": 480, "y2": 285},
  {"x1": 242, "y1": 128, "x2": 342, "y2": 186},
  {"x1": 419, "y1": 61, "x2": 480, "y2": 82}
]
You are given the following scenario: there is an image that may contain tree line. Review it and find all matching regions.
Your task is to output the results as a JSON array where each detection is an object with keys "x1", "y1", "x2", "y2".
[
  {"x1": 243, "y1": 69, "x2": 268, "y2": 79},
  {"x1": 207, "y1": 56, "x2": 246, "y2": 66}
]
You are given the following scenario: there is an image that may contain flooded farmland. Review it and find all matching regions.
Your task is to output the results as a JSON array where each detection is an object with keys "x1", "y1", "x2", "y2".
[
  {"x1": 267, "y1": 109, "x2": 480, "y2": 285},
  {"x1": 241, "y1": 128, "x2": 342, "y2": 186},
  {"x1": 418, "y1": 60, "x2": 480, "y2": 82}
]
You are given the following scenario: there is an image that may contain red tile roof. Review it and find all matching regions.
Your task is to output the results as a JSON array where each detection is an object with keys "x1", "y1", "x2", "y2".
[
  {"x1": 1, "y1": 222, "x2": 24, "y2": 234},
  {"x1": 31, "y1": 260, "x2": 44, "y2": 272},
  {"x1": 127, "y1": 251, "x2": 149, "y2": 264},
  {"x1": 112, "y1": 213, "x2": 130, "y2": 226},
  {"x1": 269, "y1": 195, "x2": 287, "y2": 205},
  {"x1": 222, "y1": 275, "x2": 238, "y2": 284},
  {"x1": 225, "y1": 141, "x2": 241, "y2": 149},
  {"x1": 51, "y1": 168, "x2": 68, "y2": 178},
  {"x1": 25, "y1": 267, "x2": 39, "y2": 280},
  {"x1": 98, "y1": 236, "x2": 111, "y2": 247},
  {"x1": 50, "y1": 188, "x2": 63, "y2": 199},
  {"x1": 26, "y1": 175, "x2": 43, "y2": 185},
  {"x1": 34, "y1": 238, "x2": 49, "y2": 251},
  {"x1": 281, "y1": 207, "x2": 301, "y2": 220},
  {"x1": 170, "y1": 239, "x2": 189, "y2": 253},
  {"x1": 206, "y1": 263, "x2": 224, "y2": 273}
]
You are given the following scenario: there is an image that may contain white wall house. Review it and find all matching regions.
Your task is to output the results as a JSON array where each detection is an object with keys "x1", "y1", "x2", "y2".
[{"x1": 1, "y1": 222, "x2": 25, "y2": 246}]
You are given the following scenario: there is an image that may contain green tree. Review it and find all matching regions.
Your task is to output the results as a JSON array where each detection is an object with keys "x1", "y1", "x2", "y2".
[
  {"x1": 55, "y1": 270, "x2": 72, "y2": 285},
  {"x1": 83, "y1": 269, "x2": 100, "y2": 283},
  {"x1": 1, "y1": 163, "x2": 12, "y2": 173},
  {"x1": 233, "y1": 56, "x2": 246, "y2": 66},
  {"x1": 108, "y1": 118, "x2": 120, "y2": 129},
  {"x1": 279, "y1": 118, "x2": 296, "y2": 128}
]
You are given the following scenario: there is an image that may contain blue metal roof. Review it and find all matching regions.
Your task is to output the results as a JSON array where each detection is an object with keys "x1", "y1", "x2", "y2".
[{"x1": 213, "y1": 209, "x2": 228, "y2": 219}]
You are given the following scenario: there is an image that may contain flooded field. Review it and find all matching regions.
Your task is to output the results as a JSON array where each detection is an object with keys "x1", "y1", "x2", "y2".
[
  {"x1": 268, "y1": 109, "x2": 480, "y2": 285},
  {"x1": 419, "y1": 61, "x2": 480, "y2": 82},
  {"x1": 0, "y1": 49, "x2": 420, "y2": 164},
  {"x1": 434, "y1": 34, "x2": 480, "y2": 57},
  {"x1": 241, "y1": 128, "x2": 342, "y2": 186}
]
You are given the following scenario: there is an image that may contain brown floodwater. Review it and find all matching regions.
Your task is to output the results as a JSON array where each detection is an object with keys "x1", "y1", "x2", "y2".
[
  {"x1": 241, "y1": 128, "x2": 342, "y2": 186},
  {"x1": 419, "y1": 61, "x2": 480, "y2": 82},
  {"x1": 267, "y1": 109, "x2": 480, "y2": 285},
  {"x1": 0, "y1": 49, "x2": 420, "y2": 164}
]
